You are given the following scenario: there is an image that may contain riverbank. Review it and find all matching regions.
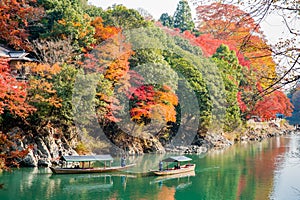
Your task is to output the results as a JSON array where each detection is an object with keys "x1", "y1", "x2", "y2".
[
  {"x1": 2, "y1": 135, "x2": 300, "y2": 200},
  {"x1": 164, "y1": 119, "x2": 296, "y2": 154},
  {"x1": 1, "y1": 119, "x2": 296, "y2": 169}
]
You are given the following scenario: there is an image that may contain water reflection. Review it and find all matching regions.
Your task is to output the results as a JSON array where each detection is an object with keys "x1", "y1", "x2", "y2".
[
  {"x1": 271, "y1": 135, "x2": 300, "y2": 200},
  {"x1": 1, "y1": 135, "x2": 299, "y2": 200}
]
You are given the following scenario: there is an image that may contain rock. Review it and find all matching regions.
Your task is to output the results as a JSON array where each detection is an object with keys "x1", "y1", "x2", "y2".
[
  {"x1": 35, "y1": 137, "x2": 51, "y2": 158},
  {"x1": 22, "y1": 149, "x2": 38, "y2": 167},
  {"x1": 44, "y1": 135, "x2": 59, "y2": 158},
  {"x1": 38, "y1": 159, "x2": 51, "y2": 167}
]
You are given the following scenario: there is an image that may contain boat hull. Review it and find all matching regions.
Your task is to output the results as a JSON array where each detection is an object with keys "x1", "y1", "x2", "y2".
[
  {"x1": 50, "y1": 164, "x2": 135, "y2": 174},
  {"x1": 153, "y1": 164, "x2": 195, "y2": 176}
]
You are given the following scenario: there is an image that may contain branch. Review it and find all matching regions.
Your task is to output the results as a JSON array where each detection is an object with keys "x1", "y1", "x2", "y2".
[{"x1": 255, "y1": 53, "x2": 300, "y2": 99}]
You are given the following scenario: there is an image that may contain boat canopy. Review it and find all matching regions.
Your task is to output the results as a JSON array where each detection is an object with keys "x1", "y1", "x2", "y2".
[
  {"x1": 162, "y1": 156, "x2": 192, "y2": 162},
  {"x1": 60, "y1": 155, "x2": 114, "y2": 162}
]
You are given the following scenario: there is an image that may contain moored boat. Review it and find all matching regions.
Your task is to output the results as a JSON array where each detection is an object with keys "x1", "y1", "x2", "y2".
[
  {"x1": 152, "y1": 156, "x2": 195, "y2": 176},
  {"x1": 50, "y1": 155, "x2": 135, "y2": 174}
]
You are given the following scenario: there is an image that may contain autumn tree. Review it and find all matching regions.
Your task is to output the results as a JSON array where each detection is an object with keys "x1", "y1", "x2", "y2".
[
  {"x1": 0, "y1": 58, "x2": 36, "y2": 121},
  {"x1": 81, "y1": 24, "x2": 133, "y2": 125},
  {"x1": 26, "y1": 63, "x2": 62, "y2": 123},
  {"x1": 130, "y1": 85, "x2": 178, "y2": 124},
  {"x1": 0, "y1": 131, "x2": 32, "y2": 171},
  {"x1": 0, "y1": 0, "x2": 44, "y2": 50},
  {"x1": 196, "y1": 3, "x2": 277, "y2": 88},
  {"x1": 91, "y1": 17, "x2": 120, "y2": 45},
  {"x1": 252, "y1": 90, "x2": 293, "y2": 121},
  {"x1": 36, "y1": 0, "x2": 95, "y2": 50}
]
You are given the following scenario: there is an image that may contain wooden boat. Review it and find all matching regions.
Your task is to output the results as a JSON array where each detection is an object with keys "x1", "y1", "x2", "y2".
[
  {"x1": 153, "y1": 156, "x2": 196, "y2": 176},
  {"x1": 151, "y1": 171, "x2": 195, "y2": 184},
  {"x1": 50, "y1": 155, "x2": 135, "y2": 174}
]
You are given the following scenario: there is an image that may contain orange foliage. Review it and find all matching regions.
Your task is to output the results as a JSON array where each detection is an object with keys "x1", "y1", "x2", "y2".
[
  {"x1": 130, "y1": 85, "x2": 178, "y2": 123},
  {"x1": 83, "y1": 25, "x2": 133, "y2": 123},
  {"x1": 0, "y1": 0, "x2": 44, "y2": 50},
  {"x1": 27, "y1": 63, "x2": 62, "y2": 108},
  {"x1": 196, "y1": 3, "x2": 276, "y2": 87},
  {"x1": 91, "y1": 17, "x2": 121, "y2": 43},
  {"x1": 0, "y1": 58, "x2": 36, "y2": 118},
  {"x1": 252, "y1": 90, "x2": 293, "y2": 121}
]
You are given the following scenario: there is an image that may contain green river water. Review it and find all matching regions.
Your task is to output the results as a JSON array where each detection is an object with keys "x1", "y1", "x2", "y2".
[{"x1": 1, "y1": 134, "x2": 300, "y2": 200}]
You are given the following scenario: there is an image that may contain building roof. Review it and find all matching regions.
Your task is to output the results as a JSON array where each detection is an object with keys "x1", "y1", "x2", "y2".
[
  {"x1": 60, "y1": 155, "x2": 114, "y2": 162},
  {"x1": 162, "y1": 156, "x2": 192, "y2": 162},
  {"x1": 0, "y1": 45, "x2": 38, "y2": 62}
]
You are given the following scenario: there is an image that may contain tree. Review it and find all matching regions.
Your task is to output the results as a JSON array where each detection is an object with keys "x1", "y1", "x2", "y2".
[
  {"x1": 101, "y1": 5, "x2": 149, "y2": 29},
  {"x1": 26, "y1": 63, "x2": 62, "y2": 122},
  {"x1": 81, "y1": 28, "x2": 134, "y2": 125},
  {"x1": 31, "y1": 37, "x2": 77, "y2": 65},
  {"x1": 0, "y1": 0, "x2": 44, "y2": 50},
  {"x1": 195, "y1": 3, "x2": 277, "y2": 88},
  {"x1": 252, "y1": 90, "x2": 293, "y2": 121},
  {"x1": 287, "y1": 86, "x2": 300, "y2": 124},
  {"x1": 36, "y1": 0, "x2": 95, "y2": 50},
  {"x1": 130, "y1": 85, "x2": 178, "y2": 124},
  {"x1": 52, "y1": 64, "x2": 78, "y2": 124},
  {"x1": 137, "y1": 8, "x2": 154, "y2": 21},
  {"x1": 212, "y1": 44, "x2": 243, "y2": 131},
  {"x1": 91, "y1": 17, "x2": 120, "y2": 44},
  {"x1": 0, "y1": 131, "x2": 32, "y2": 171},
  {"x1": 84, "y1": 4, "x2": 103, "y2": 18},
  {"x1": 194, "y1": 0, "x2": 300, "y2": 94},
  {"x1": 159, "y1": 13, "x2": 174, "y2": 28},
  {"x1": 0, "y1": 58, "x2": 36, "y2": 119},
  {"x1": 173, "y1": 0, "x2": 195, "y2": 32}
]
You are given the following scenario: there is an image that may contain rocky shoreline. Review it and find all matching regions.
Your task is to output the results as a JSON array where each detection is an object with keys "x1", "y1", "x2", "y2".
[{"x1": 5, "y1": 120, "x2": 297, "y2": 168}]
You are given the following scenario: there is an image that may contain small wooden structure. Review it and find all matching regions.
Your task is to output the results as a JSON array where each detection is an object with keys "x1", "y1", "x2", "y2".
[
  {"x1": 153, "y1": 156, "x2": 196, "y2": 176},
  {"x1": 50, "y1": 155, "x2": 135, "y2": 174}
]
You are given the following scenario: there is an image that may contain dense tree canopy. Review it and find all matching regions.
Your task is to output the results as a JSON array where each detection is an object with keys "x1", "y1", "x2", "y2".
[
  {"x1": 0, "y1": 0, "x2": 297, "y2": 170},
  {"x1": 0, "y1": 0, "x2": 44, "y2": 50}
]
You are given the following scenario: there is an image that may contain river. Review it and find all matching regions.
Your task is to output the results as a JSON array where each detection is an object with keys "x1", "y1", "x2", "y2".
[{"x1": 1, "y1": 134, "x2": 300, "y2": 200}]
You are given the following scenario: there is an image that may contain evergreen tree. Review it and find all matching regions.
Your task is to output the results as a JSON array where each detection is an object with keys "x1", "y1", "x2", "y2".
[
  {"x1": 159, "y1": 13, "x2": 173, "y2": 28},
  {"x1": 212, "y1": 44, "x2": 243, "y2": 131},
  {"x1": 173, "y1": 0, "x2": 195, "y2": 32}
]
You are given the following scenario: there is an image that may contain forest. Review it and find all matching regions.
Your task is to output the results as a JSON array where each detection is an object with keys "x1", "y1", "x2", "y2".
[{"x1": 0, "y1": 0, "x2": 297, "y2": 170}]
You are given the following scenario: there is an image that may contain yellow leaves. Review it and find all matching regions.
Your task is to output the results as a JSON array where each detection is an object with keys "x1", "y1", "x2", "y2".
[
  {"x1": 27, "y1": 63, "x2": 62, "y2": 108},
  {"x1": 151, "y1": 104, "x2": 177, "y2": 123},
  {"x1": 28, "y1": 63, "x2": 61, "y2": 76},
  {"x1": 58, "y1": 19, "x2": 66, "y2": 26},
  {"x1": 130, "y1": 85, "x2": 178, "y2": 124},
  {"x1": 152, "y1": 87, "x2": 178, "y2": 122}
]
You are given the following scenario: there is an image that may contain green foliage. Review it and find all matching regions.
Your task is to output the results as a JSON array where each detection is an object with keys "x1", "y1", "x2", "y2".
[
  {"x1": 72, "y1": 70, "x2": 100, "y2": 127},
  {"x1": 75, "y1": 141, "x2": 91, "y2": 155},
  {"x1": 173, "y1": 0, "x2": 195, "y2": 32},
  {"x1": 83, "y1": 3, "x2": 103, "y2": 17},
  {"x1": 173, "y1": 36, "x2": 202, "y2": 56},
  {"x1": 125, "y1": 26, "x2": 223, "y2": 132},
  {"x1": 52, "y1": 64, "x2": 78, "y2": 124},
  {"x1": 101, "y1": 5, "x2": 149, "y2": 29},
  {"x1": 36, "y1": 0, "x2": 95, "y2": 49},
  {"x1": 159, "y1": 13, "x2": 174, "y2": 28},
  {"x1": 212, "y1": 44, "x2": 243, "y2": 131}
]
